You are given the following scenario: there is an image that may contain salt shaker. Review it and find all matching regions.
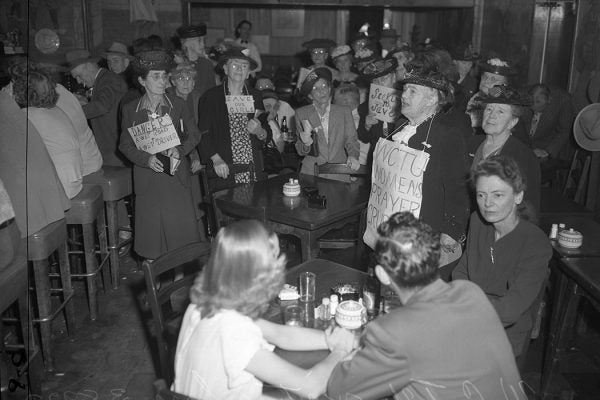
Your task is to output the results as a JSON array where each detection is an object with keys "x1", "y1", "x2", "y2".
[{"x1": 549, "y1": 224, "x2": 558, "y2": 239}]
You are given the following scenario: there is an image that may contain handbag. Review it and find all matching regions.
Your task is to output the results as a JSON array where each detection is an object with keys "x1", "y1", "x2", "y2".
[{"x1": 263, "y1": 139, "x2": 283, "y2": 174}]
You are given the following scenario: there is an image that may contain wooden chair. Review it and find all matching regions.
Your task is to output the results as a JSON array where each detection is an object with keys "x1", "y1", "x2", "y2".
[
  {"x1": 199, "y1": 163, "x2": 256, "y2": 236},
  {"x1": 153, "y1": 379, "x2": 197, "y2": 400},
  {"x1": 314, "y1": 163, "x2": 369, "y2": 268},
  {"x1": 142, "y1": 242, "x2": 212, "y2": 385}
]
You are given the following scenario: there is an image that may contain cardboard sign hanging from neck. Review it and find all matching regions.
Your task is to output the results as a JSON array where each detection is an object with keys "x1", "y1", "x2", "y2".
[
  {"x1": 226, "y1": 95, "x2": 255, "y2": 114},
  {"x1": 127, "y1": 114, "x2": 181, "y2": 154}
]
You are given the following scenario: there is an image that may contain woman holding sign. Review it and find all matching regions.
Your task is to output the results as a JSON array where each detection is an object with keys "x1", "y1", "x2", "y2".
[
  {"x1": 119, "y1": 50, "x2": 202, "y2": 261},
  {"x1": 198, "y1": 47, "x2": 268, "y2": 186}
]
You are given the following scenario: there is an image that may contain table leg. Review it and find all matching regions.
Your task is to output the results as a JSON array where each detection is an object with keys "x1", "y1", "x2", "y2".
[{"x1": 541, "y1": 277, "x2": 581, "y2": 399}]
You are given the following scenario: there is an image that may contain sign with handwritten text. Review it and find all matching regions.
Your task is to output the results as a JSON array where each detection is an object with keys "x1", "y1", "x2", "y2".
[
  {"x1": 368, "y1": 83, "x2": 399, "y2": 124},
  {"x1": 296, "y1": 67, "x2": 311, "y2": 89},
  {"x1": 225, "y1": 95, "x2": 255, "y2": 114},
  {"x1": 363, "y1": 138, "x2": 429, "y2": 249},
  {"x1": 127, "y1": 114, "x2": 180, "y2": 155}
]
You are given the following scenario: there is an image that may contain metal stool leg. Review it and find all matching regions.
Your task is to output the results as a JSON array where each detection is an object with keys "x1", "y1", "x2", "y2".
[
  {"x1": 17, "y1": 293, "x2": 42, "y2": 396},
  {"x1": 31, "y1": 260, "x2": 54, "y2": 371},
  {"x1": 106, "y1": 200, "x2": 120, "y2": 289},
  {"x1": 82, "y1": 222, "x2": 98, "y2": 320},
  {"x1": 97, "y1": 207, "x2": 109, "y2": 292},
  {"x1": 57, "y1": 242, "x2": 75, "y2": 332}
]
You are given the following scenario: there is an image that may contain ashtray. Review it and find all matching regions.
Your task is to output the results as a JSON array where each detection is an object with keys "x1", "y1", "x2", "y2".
[
  {"x1": 335, "y1": 300, "x2": 366, "y2": 330},
  {"x1": 283, "y1": 178, "x2": 301, "y2": 197},
  {"x1": 558, "y1": 228, "x2": 583, "y2": 249},
  {"x1": 331, "y1": 283, "x2": 360, "y2": 301}
]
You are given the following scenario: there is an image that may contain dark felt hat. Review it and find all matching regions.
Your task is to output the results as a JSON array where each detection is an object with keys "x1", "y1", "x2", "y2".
[
  {"x1": 401, "y1": 61, "x2": 452, "y2": 93},
  {"x1": 217, "y1": 47, "x2": 258, "y2": 71},
  {"x1": 451, "y1": 43, "x2": 479, "y2": 61},
  {"x1": 380, "y1": 28, "x2": 399, "y2": 39},
  {"x1": 65, "y1": 49, "x2": 99, "y2": 71},
  {"x1": 260, "y1": 89, "x2": 278, "y2": 101},
  {"x1": 350, "y1": 30, "x2": 378, "y2": 45},
  {"x1": 302, "y1": 38, "x2": 336, "y2": 51},
  {"x1": 102, "y1": 42, "x2": 133, "y2": 59},
  {"x1": 361, "y1": 57, "x2": 398, "y2": 81},
  {"x1": 354, "y1": 43, "x2": 379, "y2": 70},
  {"x1": 480, "y1": 57, "x2": 517, "y2": 76},
  {"x1": 300, "y1": 67, "x2": 333, "y2": 96},
  {"x1": 132, "y1": 50, "x2": 174, "y2": 72},
  {"x1": 176, "y1": 24, "x2": 207, "y2": 39},
  {"x1": 479, "y1": 85, "x2": 532, "y2": 107}
]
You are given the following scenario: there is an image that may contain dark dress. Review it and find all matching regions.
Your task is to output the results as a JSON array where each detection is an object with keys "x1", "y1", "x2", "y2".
[
  {"x1": 356, "y1": 101, "x2": 401, "y2": 167},
  {"x1": 119, "y1": 94, "x2": 201, "y2": 259},
  {"x1": 452, "y1": 212, "x2": 552, "y2": 356}
]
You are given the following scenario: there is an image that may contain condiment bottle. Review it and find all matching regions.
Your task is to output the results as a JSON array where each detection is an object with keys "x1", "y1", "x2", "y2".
[
  {"x1": 329, "y1": 294, "x2": 339, "y2": 317},
  {"x1": 318, "y1": 298, "x2": 331, "y2": 320},
  {"x1": 362, "y1": 267, "x2": 381, "y2": 319}
]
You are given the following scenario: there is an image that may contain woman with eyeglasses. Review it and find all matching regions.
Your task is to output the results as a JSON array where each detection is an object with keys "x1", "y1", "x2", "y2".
[
  {"x1": 302, "y1": 39, "x2": 339, "y2": 81},
  {"x1": 198, "y1": 48, "x2": 269, "y2": 186},
  {"x1": 295, "y1": 67, "x2": 360, "y2": 178}
]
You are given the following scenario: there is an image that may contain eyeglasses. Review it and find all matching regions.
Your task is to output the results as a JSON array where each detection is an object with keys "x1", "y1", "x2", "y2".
[
  {"x1": 310, "y1": 49, "x2": 328, "y2": 55},
  {"x1": 312, "y1": 82, "x2": 331, "y2": 92},
  {"x1": 229, "y1": 61, "x2": 250, "y2": 71},
  {"x1": 174, "y1": 76, "x2": 194, "y2": 82}
]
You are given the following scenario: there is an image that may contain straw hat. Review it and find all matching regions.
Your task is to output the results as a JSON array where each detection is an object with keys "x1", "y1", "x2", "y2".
[{"x1": 573, "y1": 103, "x2": 600, "y2": 151}]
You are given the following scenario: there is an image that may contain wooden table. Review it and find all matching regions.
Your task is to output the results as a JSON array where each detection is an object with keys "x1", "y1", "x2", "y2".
[
  {"x1": 540, "y1": 187, "x2": 594, "y2": 219},
  {"x1": 214, "y1": 173, "x2": 370, "y2": 261},
  {"x1": 540, "y1": 258, "x2": 600, "y2": 399},
  {"x1": 539, "y1": 215, "x2": 600, "y2": 259}
]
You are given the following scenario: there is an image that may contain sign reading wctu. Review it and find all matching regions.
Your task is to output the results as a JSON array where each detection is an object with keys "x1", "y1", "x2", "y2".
[
  {"x1": 368, "y1": 84, "x2": 399, "y2": 124},
  {"x1": 363, "y1": 138, "x2": 429, "y2": 248},
  {"x1": 127, "y1": 114, "x2": 181, "y2": 154}
]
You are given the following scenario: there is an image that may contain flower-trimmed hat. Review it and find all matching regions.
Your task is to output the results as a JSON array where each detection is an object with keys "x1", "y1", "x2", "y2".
[
  {"x1": 331, "y1": 45, "x2": 353, "y2": 60},
  {"x1": 300, "y1": 67, "x2": 333, "y2": 96},
  {"x1": 354, "y1": 44, "x2": 378, "y2": 71},
  {"x1": 169, "y1": 62, "x2": 197, "y2": 80},
  {"x1": 401, "y1": 59, "x2": 452, "y2": 93},
  {"x1": 132, "y1": 50, "x2": 174, "y2": 72},
  {"x1": 217, "y1": 47, "x2": 258, "y2": 71},
  {"x1": 480, "y1": 57, "x2": 517, "y2": 76},
  {"x1": 479, "y1": 85, "x2": 532, "y2": 107},
  {"x1": 176, "y1": 24, "x2": 207, "y2": 39},
  {"x1": 303, "y1": 38, "x2": 336, "y2": 51},
  {"x1": 361, "y1": 57, "x2": 398, "y2": 81}
]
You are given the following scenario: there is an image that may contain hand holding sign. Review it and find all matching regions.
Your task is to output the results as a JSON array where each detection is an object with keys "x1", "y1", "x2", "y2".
[
  {"x1": 368, "y1": 84, "x2": 399, "y2": 124},
  {"x1": 300, "y1": 120, "x2": 314, "y2": 145},
  {"x1": 365, "y1": 114, "x2": 378, "y2": 130}
]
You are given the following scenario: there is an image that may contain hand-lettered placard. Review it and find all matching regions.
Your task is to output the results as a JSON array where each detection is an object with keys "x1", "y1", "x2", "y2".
[
  {"x1": 296, "y1": 67, "x2": 311, "y2": 89},
  {"x1": 368, "y1": 83, "x2": 399, "y2": 124},
  {"x1": 225, "y1": 95, "x2": 255, "y2": 114},
  {"x1": 127, "y1": 114, "x2": 181, "y2": 155},
  {"x1": 363, "y1": 138, "x2": 429, "y2": 249}
]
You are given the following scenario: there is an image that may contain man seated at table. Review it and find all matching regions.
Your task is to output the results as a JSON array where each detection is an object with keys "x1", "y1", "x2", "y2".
[{"x1": 327, "y1": 212, "x2": 526, "y2": 400}]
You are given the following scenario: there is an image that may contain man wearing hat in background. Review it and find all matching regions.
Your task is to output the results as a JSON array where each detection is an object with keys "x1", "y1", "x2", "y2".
[
  {"x1": 177, "y1": 24, "x2": 216, "y2": 98},
  {"x1": 295, "y1": 67, "x2": 360, "y2": 178},
  {"x1": 103, "y1": 41, "x2": 143, "y2": 109},
  {"x1": 68, "y1": 49, "x2": 128, "y2": 167}
]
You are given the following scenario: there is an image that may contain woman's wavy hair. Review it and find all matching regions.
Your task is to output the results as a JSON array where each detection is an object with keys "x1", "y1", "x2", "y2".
[
  {"x1": 471, "y1": 155, "x2": 537, "y2": 223},
  {"x1": 190, "y1": 220, "x2": 286, "y2": 319},
  {"x1": 9, "y1": 60, "x2": 58, "y2": 108},
  {"x1": 375, "y1": 212, "x2": 440, "y2": 289}
]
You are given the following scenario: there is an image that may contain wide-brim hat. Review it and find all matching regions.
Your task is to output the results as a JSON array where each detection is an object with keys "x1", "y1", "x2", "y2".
[
  {"x1": 479, "y1": 85, "x2": 531, "y2": 107},
  {"x1": 401, "y1": 66, "x2": 451, "y2": 93},
  {"x1": 380, "y1": 28, "x2": 399, "y2": 39},
  {"x1": 217, "y1": 48, "x2": 258, "y2": 71},
  {"x1": 573, "y1": 103, "x2": 600, "y2": 151},
  {"x1": 65, "y1": 49, "x2": 99, "y2": 71},
  {"x1": 177, "y1": 24, "x2": 207, "y2": 39},
  {"x1": 361, "y1": 57, "x2": 398, "y2": 81},
  {"x1": 102, "y1": 41, "x2": 132, "y2": 59},
  {"x1": 302, "y1": 38, "x2": 336, "y2": 51},
  {"x1": 331, "y1": 45, "x2": 352, "y2": 60},
  {"x1": 354, "y1": 44, "x2": 378, "y2": 69},
  {"x1": 300, "y1": 67, "x2": 333, "y2": 96},
  {"x1": 480, "y1": 57, "x2": 517, "y2": 76},
  {"x1": 132, "y1": 50, "x2": 174, "y2": 72},
  {"x1": 451, "y1": 43, "x2": 480, "y2": 61}
]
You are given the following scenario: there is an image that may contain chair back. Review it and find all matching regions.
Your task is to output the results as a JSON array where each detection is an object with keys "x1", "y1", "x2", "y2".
[
  {"x1": 199, "y1": 163, "x2": 256, "y2": 236},
  {"x1": 142, "y1": 242, "x2": 212, "y2": 385},
  {"x1": 154, "y1": 379, "x2": 197, "y2": 400},
  {"x1": 314, "y1": 163, "x2": 369, "y2": 177}
]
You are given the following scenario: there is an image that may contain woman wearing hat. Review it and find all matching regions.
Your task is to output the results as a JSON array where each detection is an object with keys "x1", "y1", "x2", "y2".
[
  {"x1": 469, "y1": 85, "x2": 541, "y2": 215},
  {"x1": 295, "y1": 67, "x2": 360, "y2": 177},
  {"x1": 176, "y1": 24, "x2": 217, "y2": 98},
  {"x1": 331, "y1": 45, "x2": 358, "y2": 85},
  {"x1": 119, "y1": 50, "x2": 202, "y2": 260},
  {"x1": 198, "y1": 48, "x2": 268, "y2": 185},
  {"x1": 385, "y1": 43, "x2": 413, "y2": 81},
  {"x1": 303, "y1": 38, "x2": 338, "y2": 79}
]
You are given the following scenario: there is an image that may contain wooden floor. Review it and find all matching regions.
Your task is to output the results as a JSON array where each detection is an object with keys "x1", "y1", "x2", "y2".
[{"x1": 7, "y1": 246, "x2": 600, "y2": 399}]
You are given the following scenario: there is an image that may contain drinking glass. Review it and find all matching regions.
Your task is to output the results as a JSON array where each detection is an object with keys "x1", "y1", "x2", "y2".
[{"x1": 299, "y1": 272, "x2": 316, "y2": 302}]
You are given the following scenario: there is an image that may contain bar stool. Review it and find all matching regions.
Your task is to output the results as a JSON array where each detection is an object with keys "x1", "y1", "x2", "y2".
[
  {"x1": 27, "y1": 218, "x2": 75, "y2": 370},
  {"x1": 65, "y1": 185, "x2": 109, "y2": 321},
  {"x1": 1, "y1": 242, "x2": 43, "y2": 396},
  {"x1": 84, "y1": 167, "x2": 133, "y2": 289}
]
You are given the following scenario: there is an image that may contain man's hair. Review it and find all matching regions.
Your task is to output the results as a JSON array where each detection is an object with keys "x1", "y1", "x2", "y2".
[
  {"x1": 190, "y1": 220, "x2": 286, "y2": 319},
  {"x1": 375, "y1": 212, "x2": 440, "y2": 289}
]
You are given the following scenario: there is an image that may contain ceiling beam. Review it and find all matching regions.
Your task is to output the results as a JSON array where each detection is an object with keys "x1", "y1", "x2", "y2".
[{"x1": 182, "y1": 0, "x2": 475, "y2": 8}]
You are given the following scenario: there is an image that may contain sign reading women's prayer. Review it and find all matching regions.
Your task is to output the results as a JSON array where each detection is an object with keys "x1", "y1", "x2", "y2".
[
  {"x1": 127, "y1": 114, "x2": 181, "y2": 155},
  {"x1": 225, "y1": 95, "x2": 255, "y2": 114},
  {"x1": 363, "y1": 138, "x2": 430, "y2": 249},
  {"x1": 368, "y1": 84, "x2": 399, "y2": 124}
]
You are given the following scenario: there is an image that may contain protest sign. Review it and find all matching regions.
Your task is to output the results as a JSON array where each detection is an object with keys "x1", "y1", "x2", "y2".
[
  {"x1": 368, "y1": 83, "x2": 399, "y2": 124},
  {"x1": 225, "y1": 95, "x2": 255, "y2": 114},
  {"x1": 127, "y1": 114, "x2": 181, "y2": 155},
  {"x1": 363, "y1": 138, "x2": 429, "y2": 249},
  {"x1": 296, "y1": 67, "x2": 311, "y2": 89}
]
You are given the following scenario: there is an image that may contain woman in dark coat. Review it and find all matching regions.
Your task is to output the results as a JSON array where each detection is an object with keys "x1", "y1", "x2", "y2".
[{"x1": 119, "y1": 50, "x2": 202, "y2": 260}]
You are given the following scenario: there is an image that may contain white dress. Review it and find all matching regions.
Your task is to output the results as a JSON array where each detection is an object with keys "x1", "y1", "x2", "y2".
[{"x1": 172, "y1": 306, "x2": 274, "y2": 400}]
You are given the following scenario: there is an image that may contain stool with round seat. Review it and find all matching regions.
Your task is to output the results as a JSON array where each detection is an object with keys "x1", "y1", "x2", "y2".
[
  {"x1": 83, "y1": 167, "x2": 133, "y2": 289},
  {"x1": 65, "y1": 184, "x2": 109, "y2": 321},
  {"x1": 1, "y1": 241, "x2": 43, "y2": 396},
  {"x1": 27, "y1": 218, "x2": 75, "y2": 370}
]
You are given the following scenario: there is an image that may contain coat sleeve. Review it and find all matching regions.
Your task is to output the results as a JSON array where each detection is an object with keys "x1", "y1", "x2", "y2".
[
  {"x1": 545, "y1": 95, "x2": 574, "y2": 158},
  {"x1": 327, "y1": 321, "x2": 411, "y2": 399},
  {"x1": 342, "y1": 106, "x2": 360, "y2": 159},
  {"x1": 451, "y1": 213, "x2": 477, "y2": 281},
  {"x1": 295, "y1": 108, "x2": 311, "y2": 156},
  {"x1": 119, "y1": 106, "x2": 152, "y2": 168},
  {"x1": 198, "y1": 90, "x2": 219, "y2": 162},
  {"x1": 356, "y1": 102, "x2": 373, "y2": 144},
  {"x1": 488, "y1": 236, "x2": 551, "y2": 327},
  {"x1": 83, "y1": 75, "x2": 126, "y2": 119},
  {"x1": 179, "y1": 99, "x2": 202, "y2": 156}
]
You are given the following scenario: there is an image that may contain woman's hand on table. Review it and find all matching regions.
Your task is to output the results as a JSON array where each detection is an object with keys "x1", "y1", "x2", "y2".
[{"x1": 148, "y1": 155, "x2": 164, "y2": 173}]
